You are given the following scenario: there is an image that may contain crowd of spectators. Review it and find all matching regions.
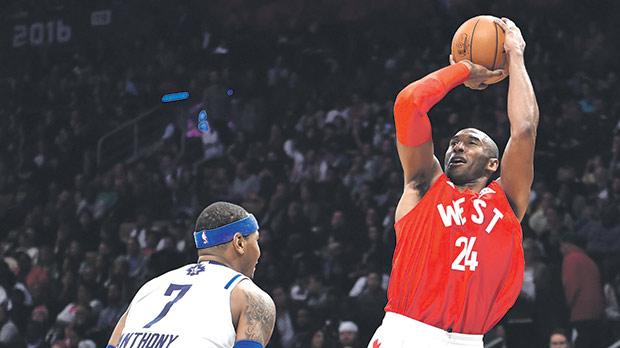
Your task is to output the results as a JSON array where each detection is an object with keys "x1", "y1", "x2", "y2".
[{"x1": 1, "y1": 0, "x2": 619, "y2": 347}]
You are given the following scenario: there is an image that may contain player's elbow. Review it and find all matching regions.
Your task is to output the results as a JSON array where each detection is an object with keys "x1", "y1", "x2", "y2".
[
  {"x1": 510, "y1": 122, "x2": 537, "y2": 139},
  {"x1": 393, "y1": 92, "x2": 421, "y2": 129},
  {"x1": 394, "y1": 78, "x2": 443, "y2": 117}
]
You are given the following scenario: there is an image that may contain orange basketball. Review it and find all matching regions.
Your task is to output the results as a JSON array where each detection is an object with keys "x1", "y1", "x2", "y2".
[{"x1": 451, "y1": 15, "x2": 507, "y2": 84}]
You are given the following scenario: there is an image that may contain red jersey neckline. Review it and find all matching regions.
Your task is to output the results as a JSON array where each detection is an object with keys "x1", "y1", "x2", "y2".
[
  {"x1": 444, "y1": 175, "x2": 498, "y2": 196},
  {"x1": 395, "y1": 174, "x2": 502, "y2": 227}
]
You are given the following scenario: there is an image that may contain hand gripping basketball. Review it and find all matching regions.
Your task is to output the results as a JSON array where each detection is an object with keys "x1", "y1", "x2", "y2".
[
  {"x1": 494, "y1": 18, "x2": 526, "y2": 58},
  {"x1": 449, "y1": 55, "x2": 506, "y2": 91}
]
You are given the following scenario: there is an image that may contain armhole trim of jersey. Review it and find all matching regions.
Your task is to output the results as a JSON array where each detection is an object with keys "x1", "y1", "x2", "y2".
[
  {"x1": 395, "y1": 173, "x2": 447, "y2": 227},
  {"x1": 489, "y1": 180, "x2": 520, "y2": 224},
  {"x1": 224, "y1": 274, "x2": 243, "y2": 289}
]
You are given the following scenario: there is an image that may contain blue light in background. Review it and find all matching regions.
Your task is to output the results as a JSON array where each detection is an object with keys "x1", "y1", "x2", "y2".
[
  {"x1": 198, "y1": 122, "x2": 209, "y2": 132},
  {"x1": 198, "y1": 110, "x2": 207, "y2": 122},
  {"x1": 198, "y1": 109, "x2": 209, "y2": 132},
  {"x1": 161, "y1": 91, "x2": 189, "y2": 103}
]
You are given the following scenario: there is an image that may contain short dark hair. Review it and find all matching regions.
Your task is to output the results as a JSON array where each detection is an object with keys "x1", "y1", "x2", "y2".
[
  {"x1": 549, "y1": 328, "x2": 570, "y2": 344},
  {"x1": 550, "y1": 328, "x2": 569, "y2": 337},
  {"x1": 194, "y1": 202, "x2": 249, "y2": 232}
]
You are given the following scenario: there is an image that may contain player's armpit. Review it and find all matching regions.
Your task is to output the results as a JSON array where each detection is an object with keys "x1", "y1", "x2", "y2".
[
  {"x1": 232, "y1": 281, "x2": 276, "y2": 346},
  {"x1": 394, "y1": 143, "x2": 442, "y2": 221},
  {"x1": 108, "y1": 310, "x2": 128, "y2": 346}
]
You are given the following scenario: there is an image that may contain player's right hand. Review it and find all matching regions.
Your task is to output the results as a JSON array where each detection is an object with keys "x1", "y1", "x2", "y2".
[
  {"x1": 449, "y1": 55, "x2": 505, "y2": 90},
  {"x1": 494, "y1": 18, "x2": 525, "y2": 58}
]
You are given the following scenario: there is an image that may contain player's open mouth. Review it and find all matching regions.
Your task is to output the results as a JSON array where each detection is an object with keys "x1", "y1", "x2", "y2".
[{"x1": 449, "y1": 156, "x2": 467, "y2": 166}]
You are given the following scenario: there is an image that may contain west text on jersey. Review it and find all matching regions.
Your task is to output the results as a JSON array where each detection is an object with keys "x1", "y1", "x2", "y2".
[
  {"x1": 436, "y1": 198, "x2": 504, "y2": 233},
  {"x1": 117, "y1": 332, "x2": 179, "y2": 348}
]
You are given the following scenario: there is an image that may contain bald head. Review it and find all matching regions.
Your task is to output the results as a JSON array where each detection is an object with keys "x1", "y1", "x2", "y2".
[{"x1": 455, "y1": 128, "x2": 499, "y2": 159}]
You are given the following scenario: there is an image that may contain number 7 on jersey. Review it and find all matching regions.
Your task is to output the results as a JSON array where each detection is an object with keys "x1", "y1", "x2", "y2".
[{"x1": 143, "y1": 284, "x2": 192, "y2": 328}]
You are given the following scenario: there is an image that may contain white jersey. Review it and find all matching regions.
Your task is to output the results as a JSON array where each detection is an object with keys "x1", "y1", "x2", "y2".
[{"x1": 118, "y1": 262, "x2": 248, "y2": 348}]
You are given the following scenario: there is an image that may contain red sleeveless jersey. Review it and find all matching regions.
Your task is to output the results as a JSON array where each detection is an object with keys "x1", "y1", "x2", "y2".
[{"x1": 385, "y1": 174, "x2": 524, "y2": 334}]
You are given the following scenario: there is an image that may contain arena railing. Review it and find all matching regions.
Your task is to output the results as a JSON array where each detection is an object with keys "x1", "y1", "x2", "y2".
[{"x1": 96, "y1": 106, "x2": 185, "y2": 169}]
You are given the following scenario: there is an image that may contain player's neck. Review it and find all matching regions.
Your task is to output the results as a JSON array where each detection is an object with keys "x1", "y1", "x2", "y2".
[
  {"x1": 454, "y1": 177, "x2": 488, "y2": 193},
  {"x1": 197, "y1": 255, "x2": 234, "y2": 269}
]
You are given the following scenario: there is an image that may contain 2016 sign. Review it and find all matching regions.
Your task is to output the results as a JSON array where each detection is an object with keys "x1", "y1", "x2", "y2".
[{"x1": 12, "y1": 20, "x2": 72, "y2": 47}]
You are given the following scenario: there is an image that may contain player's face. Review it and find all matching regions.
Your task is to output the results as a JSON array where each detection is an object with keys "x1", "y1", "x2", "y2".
[
  {"x1": 549, "y1": 334, "x2": 569, "y2": 348},
  {"x1": 243, "y1": 232, "x2": 261, "y2": 278},
  {"x1": 444, "y1": 129, "x2": 496, "y2": 185}
]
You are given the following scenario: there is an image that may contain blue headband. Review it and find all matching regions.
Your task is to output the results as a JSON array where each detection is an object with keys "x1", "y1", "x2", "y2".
[{"x1": 194, "y1": 214, "x2": 259, "y2": 249}]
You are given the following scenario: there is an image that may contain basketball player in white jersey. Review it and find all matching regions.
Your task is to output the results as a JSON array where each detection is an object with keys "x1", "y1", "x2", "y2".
[{"x1": 106, "y1": 202, "x2": 275, "y2": 348}]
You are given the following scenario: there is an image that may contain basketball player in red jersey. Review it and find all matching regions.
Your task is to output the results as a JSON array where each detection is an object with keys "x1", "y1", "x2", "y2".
[{"x1": 368, "y1": 18, "x2": 538, "y2": 348}]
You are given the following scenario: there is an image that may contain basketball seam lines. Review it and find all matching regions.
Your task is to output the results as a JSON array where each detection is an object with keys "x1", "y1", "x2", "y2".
[
  {"x1": 470, "y1": 18, "x2": 481, "y2": 62},
  {"x1": 492, "y1": 23, "x2": 498, "y2": 70}
]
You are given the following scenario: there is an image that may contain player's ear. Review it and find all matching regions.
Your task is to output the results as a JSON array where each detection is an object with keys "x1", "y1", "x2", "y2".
[
  {"x1": 487, "y1": 158, "x2": 499, "y2": 172},
  {"x1": 232, "y1": 233, "x2": 245, "y2": 255}
]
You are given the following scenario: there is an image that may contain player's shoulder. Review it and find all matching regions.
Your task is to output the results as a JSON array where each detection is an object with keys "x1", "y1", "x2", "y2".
[
  {"x1": 231, "y1": 280, "x2": 274, "y2": 312},
  {"x1": 135, "y1": 264, "x2": 198, "y2": 296},
  {"x1": 230, "y1": 279, "x2": 275, "y2": 339},
  {"x1": 157, "y1": 263, "x2": 199, "y2": 281},
  {"x1": 487, "y1": 179, "x2": 519, "y2": 209},
  {"x1": 233, "y1": 279, "x2": 271, "y2": 300}
]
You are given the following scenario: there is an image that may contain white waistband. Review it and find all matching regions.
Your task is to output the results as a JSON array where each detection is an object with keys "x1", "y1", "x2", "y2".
[{"x1": 384, "y1": 312, "x2": 483, "y2": 343}]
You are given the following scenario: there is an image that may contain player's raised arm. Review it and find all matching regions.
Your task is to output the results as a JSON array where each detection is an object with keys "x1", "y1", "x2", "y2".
[
  {"x1": 494, "y1": 18, "x2": 540, "y2": 221},
  {"x1": 394, "y1": 60, "x2": 506, "y2": 183},
  {"x1": 394, "y1": 63, "x2": 468, "y2": 189},
  {"x1": 394, "y1": 61, "x2": 503, "y2": 219},
  {"x1": 231, "y1": 280, "x2": 276, "y2": 348}
]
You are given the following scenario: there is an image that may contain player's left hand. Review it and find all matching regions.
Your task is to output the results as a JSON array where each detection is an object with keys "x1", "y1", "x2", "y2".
[
  {"x1": 450, "y1": 55, "x2": 506, "y2": 90},
  {"x1": 494, "y1": 17, "x2": 525, "y2": 58}
]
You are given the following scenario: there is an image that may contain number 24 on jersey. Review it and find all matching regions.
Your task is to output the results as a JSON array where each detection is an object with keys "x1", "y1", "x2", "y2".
[{"x1": 451, "y1": 237, "x2": 478, "y2": 271}]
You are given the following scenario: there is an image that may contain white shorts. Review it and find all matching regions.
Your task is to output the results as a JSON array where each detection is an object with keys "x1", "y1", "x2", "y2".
[{"x1": 367, "y1": 312, "x2": 483, "y2": 348}]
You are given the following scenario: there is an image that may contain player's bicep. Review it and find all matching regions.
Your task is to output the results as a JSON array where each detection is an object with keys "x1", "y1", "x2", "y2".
[
  {"x1": 498, "y1": 129, "x2": 536, "y2": 220},
  {"x1": 396, "y1": 140, "x2": 442, "y2": 186},
  {"x1": 234, "y1": 284, "x2": 276, "y2": 346}
]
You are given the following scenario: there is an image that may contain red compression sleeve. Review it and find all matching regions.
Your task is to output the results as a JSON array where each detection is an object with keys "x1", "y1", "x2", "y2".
[{"x1": 394, "y1": 62, "x2": 470, "y2": 146}]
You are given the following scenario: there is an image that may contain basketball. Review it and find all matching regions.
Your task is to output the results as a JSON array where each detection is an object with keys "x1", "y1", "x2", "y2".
[{"x1": 451, "y1": 15, "x2": 507, "y2": 84}]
